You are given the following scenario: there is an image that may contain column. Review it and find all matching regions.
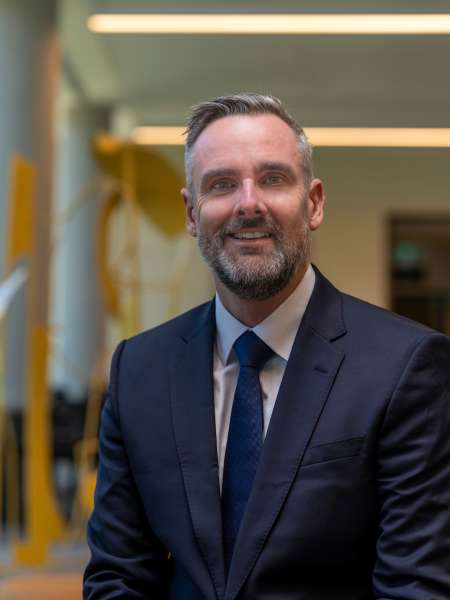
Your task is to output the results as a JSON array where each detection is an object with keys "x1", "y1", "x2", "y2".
[
  {"x1": 0, "y1": 0, "x2": 57, "y2": 411},
  {"x1": 0, "y1": 0, "x2": 62, "y2": 565},
  {"x1": 50, "y1": 102, "x2": 109, "y2": 402}
]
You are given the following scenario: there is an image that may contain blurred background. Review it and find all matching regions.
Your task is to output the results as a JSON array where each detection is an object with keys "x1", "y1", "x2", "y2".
[{"x1": 1, "y1": 0, "x2": 450, "y2": 597}]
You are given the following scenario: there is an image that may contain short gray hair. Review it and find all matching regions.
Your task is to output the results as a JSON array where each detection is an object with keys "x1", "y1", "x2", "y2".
[{"x1": 184, "y1": 92, "x2": 313, "y2": 197}]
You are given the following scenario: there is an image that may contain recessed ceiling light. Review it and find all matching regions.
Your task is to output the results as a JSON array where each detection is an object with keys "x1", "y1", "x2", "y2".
[
  {"x1": 87, "y1": 14, "x2": 450, "y2": 35},
  {"x1": 307, "y1": 128, "x2": 450, "y2": 147},
  {"x1": 132, "y1": 127, "x2": 185, "y2": 145},
  {"x1": 131, "y1": 126, "x2": 450, "y2": 148}
]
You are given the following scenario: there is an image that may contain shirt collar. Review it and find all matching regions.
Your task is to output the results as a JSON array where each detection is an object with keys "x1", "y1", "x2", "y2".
[{"x1": 215, "y1": 264, "x2": 316, "y2": 364}]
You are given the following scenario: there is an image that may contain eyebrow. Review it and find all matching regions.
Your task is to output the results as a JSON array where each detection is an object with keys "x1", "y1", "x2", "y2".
[{"x1": 259, "y1": 162, "x2": 297, "y2": 178}]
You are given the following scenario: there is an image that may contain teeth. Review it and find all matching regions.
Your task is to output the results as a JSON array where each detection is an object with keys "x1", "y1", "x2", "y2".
[{"x1": 232, "y1": 232, "x2": 270, "y2": 239}]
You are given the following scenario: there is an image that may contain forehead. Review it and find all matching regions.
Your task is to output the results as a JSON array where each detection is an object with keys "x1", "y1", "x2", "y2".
[{"x1": 191, "y1": 113, "x2": 300, "y2": 177}]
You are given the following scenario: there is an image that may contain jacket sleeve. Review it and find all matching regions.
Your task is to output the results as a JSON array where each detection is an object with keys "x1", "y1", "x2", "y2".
[
  {"x1": 373, "y1": 332, "x2": 450, "y2": 599},
  {"x1": 83, "y1": 341, "x2": 170, "y2": 599}
]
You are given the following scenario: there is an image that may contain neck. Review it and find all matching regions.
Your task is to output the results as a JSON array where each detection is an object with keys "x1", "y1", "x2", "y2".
[{"x1": 215, "y1": 264, "x2": 309, "y2": 327}]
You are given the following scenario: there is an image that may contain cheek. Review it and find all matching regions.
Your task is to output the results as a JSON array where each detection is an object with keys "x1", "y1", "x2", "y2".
[
  {"x1": 271, "y1": 205, "x2": 306, "y2": 230},
  {"x1": 197, "y1": 198, "x2": 233, "y2": 230},
  {"x1": 265, "y1": 190, "x2": 306, "y2": 217}
]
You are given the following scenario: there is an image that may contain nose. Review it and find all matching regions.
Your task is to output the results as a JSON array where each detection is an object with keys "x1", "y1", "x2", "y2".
[{"x1": 233, "y1": 178, "x2": 267, "y2": 216}]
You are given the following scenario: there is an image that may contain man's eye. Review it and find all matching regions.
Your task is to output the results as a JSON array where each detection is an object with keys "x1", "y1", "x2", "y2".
[
  {"x1": 210, "y1": 180, "x2": 236, "y2": 192},
  {"x1": 262, "y1": 174, "x2": 284, "y2": 185}
]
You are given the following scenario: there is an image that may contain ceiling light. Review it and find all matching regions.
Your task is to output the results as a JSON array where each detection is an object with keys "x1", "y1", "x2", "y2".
[
  {"x1": 307, "y1": 128, "x2": 450, "y2": 147},
  {"x1": 87, "y1": 14, "x2": 450, "y2": 35},
  {"x1": 131, "y1": 127, "x2": 450, "y2": 148},
  {"x1": 132, "y1": 127, "x2": 185, "y2": 145}
]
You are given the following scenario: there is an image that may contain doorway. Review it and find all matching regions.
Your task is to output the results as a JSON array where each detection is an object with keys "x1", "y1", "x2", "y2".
[{"x1": 390, "y1": 216, "x2": 450, "y2": 336}]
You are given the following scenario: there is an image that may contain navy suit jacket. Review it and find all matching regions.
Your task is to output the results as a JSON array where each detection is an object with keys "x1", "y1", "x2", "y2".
[{"x1": 84, "y1": 268, "x2": 450, "y2": 599}]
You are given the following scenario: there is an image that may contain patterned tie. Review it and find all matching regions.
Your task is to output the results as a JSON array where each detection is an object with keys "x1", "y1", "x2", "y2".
[{"x1": 222, "y1": 330, "x2": 274, "y2": 568}]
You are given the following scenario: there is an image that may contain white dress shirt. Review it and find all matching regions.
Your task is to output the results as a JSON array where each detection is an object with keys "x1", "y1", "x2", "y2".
[{"x1": 214, "y1": 264, "x2": 316, "y2": 488}]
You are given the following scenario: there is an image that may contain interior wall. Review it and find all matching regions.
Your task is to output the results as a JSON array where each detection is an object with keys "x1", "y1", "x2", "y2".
[{"x1": 312, "y1": 148, "x2": 450, "y2": 308}]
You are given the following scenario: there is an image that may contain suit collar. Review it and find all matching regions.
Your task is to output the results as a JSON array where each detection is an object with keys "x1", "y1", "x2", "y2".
[
  {"x1": 180, "y1": 299, "x2": 215, "y2": 343},
  {"x1": 304, "y1": 265, "x2": 347, "y2": 342},
  {"x1": 178, "y1": 265, "x2": 346, "y2": 359}
]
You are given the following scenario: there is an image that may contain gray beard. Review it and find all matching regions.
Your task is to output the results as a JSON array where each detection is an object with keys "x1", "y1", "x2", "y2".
[{"x1": 197, "y1": 213, "x2": 311, "y2": 301}]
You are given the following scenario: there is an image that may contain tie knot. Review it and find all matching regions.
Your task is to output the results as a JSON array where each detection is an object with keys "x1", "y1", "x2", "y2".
[{"x1": 233, "y1": 331, "x2": 273, "y2": 370}]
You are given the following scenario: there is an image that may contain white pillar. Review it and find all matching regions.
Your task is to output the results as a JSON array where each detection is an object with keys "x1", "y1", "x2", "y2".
[
  {"x1": 0, "y1": 0, "x2": 58, "y2": 410},
  {"x1": 50, "y1": 102, "x2": 109, "y2": 401}
]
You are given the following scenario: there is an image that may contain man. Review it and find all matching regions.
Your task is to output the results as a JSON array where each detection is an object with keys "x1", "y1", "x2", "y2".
[{"x1": 84, "y1": 93, "x2": 450, "y2": 599}]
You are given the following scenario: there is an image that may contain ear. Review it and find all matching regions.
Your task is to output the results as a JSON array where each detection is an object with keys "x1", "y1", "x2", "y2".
[
  {"x1": 181, "y1": 187, "x2": 197, "y2": 237},
  {"x1": 307, "y1": 178, "x2": 325, "y2": 231}
]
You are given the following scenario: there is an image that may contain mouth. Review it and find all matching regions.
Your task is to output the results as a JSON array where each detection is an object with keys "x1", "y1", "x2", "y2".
[{"x1": 228, "y1": 230, "x2": 272, "y2": 241}]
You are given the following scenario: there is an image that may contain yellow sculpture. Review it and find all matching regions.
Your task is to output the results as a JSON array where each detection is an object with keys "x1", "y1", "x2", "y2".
[{"x1": 74, "y1": 133, "x2": 187, "y2": 519}]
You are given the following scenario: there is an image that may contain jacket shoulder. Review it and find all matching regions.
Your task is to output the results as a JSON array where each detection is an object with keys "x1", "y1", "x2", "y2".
[
  {"x1": 119, "y1": 300, "x2": 213, "y2": 359},
  {"x1": 310, "y1": 266, "x2": 439, "y2": 347},
  {"x1": 341, "y1": 291, "x2": 436, "y2": 342}
]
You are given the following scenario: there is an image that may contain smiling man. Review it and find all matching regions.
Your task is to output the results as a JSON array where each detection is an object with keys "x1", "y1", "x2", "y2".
[
  {"x1": 84, "y1": 94, "x2": 450, "y2": 600},
  {"x1": 184, "y1": 109, "x2": 322, "y2": 326}
]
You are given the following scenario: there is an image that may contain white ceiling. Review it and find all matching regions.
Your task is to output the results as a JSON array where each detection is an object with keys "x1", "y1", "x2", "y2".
[{"x1": 60, "y1": 0, "x2": 450, "y2": 132}]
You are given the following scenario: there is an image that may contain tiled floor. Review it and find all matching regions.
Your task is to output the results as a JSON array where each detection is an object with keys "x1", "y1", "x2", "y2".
[
  {"x1": 0, "y1": 573, "x2": 82, "y2": 599},
  {"x1": 0, "y1": 543, "x2": 88, "y2": 599}
]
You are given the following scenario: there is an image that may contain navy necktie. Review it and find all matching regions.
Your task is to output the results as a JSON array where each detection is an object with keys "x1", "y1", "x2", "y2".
[{"x1": 222, "y1": 330, "x2": 274, "y2": 568}]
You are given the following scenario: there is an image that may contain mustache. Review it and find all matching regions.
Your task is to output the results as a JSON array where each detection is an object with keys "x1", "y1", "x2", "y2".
[{"x1": 222, "y1": 217, "x2": 279, "y2": 236}]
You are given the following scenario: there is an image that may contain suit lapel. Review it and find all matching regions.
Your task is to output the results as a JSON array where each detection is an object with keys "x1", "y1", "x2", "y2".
[
  {"x1": 225, "y1": 269, "x2": 347, "y2": 600},
  {"x1": 170, "y1": 301, "x2": 226, "y2": 599}
]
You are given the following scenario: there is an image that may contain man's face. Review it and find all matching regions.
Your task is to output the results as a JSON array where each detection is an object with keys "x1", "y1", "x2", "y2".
[{"x1": 183, "y1": 114, "x2": 324, "y2": 300}]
